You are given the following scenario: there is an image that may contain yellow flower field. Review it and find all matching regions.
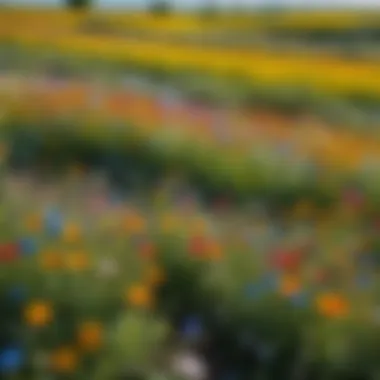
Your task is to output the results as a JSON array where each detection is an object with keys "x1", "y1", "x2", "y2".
[
  {"x1": 1, "y1": 8, "x2": 379, "y2": 34},
  {"x1": 1, "y1": 9, "x2": 380, "y2": 99}
]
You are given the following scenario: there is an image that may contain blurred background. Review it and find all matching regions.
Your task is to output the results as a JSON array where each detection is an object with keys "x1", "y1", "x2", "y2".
[{"x1": 0, "y1": 1, "x2": 380, "y2": 380}]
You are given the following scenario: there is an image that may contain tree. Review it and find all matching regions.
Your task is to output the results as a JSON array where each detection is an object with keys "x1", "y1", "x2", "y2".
[
  {"x1": 199, "y1": 0, "x2": 218, "y2": 20},
  {"x1": 65, "y1": 0, "x2": 91, "y2": 11},
  {"x1": 148, "y1": 0, "x2": 171, "y2": 16}
]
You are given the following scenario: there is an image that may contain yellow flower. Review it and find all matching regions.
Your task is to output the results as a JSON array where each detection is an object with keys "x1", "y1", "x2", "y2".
[
  {"x1": 77, "y1": 322, "x2": 103, "y2": 351},
  {"x1": 50, "y1": 347, "x2": 78, "y2": 373},
  {"x1": 40, "y1": 249, "x2": 62, "y2": 271},
  {"x1": 65, "y1": 250, "x2": 89, "y2": 271},
  {"x1": 24, "y1": 301, "x2": 53, "y2": 327},
  {"x1": 125, "y1": 283, "x2": 152, "y2": 308},
  {"x1": 62, "y1": 223, "x2": 82, "y2": 244},
  {"x1": 315, "y1": 293, "x2": 349, "y2": 319}
]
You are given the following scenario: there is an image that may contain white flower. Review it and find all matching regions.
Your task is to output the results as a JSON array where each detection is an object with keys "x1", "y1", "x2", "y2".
[
  {"x1": 97, "y1": 258, "x2": 119, "y2": 278},
  {"x1": 171, "y1": 349, "x2": 207, "y2": 380}
]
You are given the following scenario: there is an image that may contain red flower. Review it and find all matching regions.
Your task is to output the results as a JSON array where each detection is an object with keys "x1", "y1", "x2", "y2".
[
  {"x1": 0, "y1": 243, "x2": 20, "y2": 263},
  {"x1": 188, "y1": 236, "x2": 207, "y2": 258},
  {"x1": 271, "y1": 249, "x2": 302, "y2": 272}
]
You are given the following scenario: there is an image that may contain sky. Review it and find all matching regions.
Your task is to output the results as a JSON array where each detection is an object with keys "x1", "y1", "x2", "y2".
[{"x1": 3, "y1": 0, "x2": 380, "y2": 9}]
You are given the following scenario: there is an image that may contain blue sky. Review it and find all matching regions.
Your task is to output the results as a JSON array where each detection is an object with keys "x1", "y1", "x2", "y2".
[{"x1": 4, "y1": 0, "x2": 380, "y2": 9}]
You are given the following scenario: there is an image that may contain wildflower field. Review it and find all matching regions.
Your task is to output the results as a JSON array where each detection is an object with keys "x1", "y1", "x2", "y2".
[{"x1": 0, "y1": 7, "x2": 380, "y2": 380}]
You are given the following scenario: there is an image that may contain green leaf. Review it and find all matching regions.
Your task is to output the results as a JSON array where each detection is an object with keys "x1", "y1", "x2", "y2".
[{"x1": 111, "y1": 311, "x2": 170, "y2": 371}]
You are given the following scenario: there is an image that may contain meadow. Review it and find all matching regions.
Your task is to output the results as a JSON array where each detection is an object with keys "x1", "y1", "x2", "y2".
[
  {"x1": 2, "y1": 74, "x2": 380, "y2": 206},
  {"x1": 0, "y1": 7, "x2": 380, "y2": 380},
  {"x1": 2, "y1": 150, "x2": 380, "y2": 380}
]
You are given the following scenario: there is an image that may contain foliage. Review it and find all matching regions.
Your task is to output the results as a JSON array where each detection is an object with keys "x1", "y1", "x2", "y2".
[
  {"x1": 0, "y1": 118, "x2": 337, "y2": 209},
  {"x1": 93, "y1": 312, "x2": 170, "y2": 379},
  {"x1": 0, "y1": 162, "x2": 379, "y2": 379},
  {"x1": 148, "y1": 1, "x2": 172, "y2": 17},
  {"x1": 199, "y1": 2, "x2": 219, "y2": 20},
  {"x1": 65, "y1": 0, "x2": 92, "y2": 10}
]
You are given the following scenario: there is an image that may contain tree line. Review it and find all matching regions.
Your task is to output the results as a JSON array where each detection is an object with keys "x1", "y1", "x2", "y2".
[{"x1": 65, "y1": 0, "x2": 220, "y2": 18}]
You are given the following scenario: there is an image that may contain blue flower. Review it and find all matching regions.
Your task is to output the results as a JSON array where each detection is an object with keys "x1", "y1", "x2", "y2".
[
  {"x1": 181, "y1": 315, "x2": 203, "y2": 340},
  {"x1": 260, "y1": 273, "x2": 279, "y2": 289},
  {"x1": 290, "y1": 292, "x2": 309, "y2": 309},
  {"x1": 44, "y1": 207, "x2": 63, "y2": 237},
  {"x1": 19, "y1": 237, "x2": 37, "y2": 256},
  {"x1": 245, "y1": 274, "x2": 278, "y2": 300},
  {"x1": 0, "y1": 347, "x2": 23, "y2": 373}
]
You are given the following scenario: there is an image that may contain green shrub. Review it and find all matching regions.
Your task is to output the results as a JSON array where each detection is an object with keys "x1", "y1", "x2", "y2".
[{"x1": 65, "y1": 0, "x2": 91, "y2": 10}]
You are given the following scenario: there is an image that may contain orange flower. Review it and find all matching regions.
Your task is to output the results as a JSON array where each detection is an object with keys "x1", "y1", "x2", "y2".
[
  {"x1": 62, "y1": 223, "x2": 82, "y2": 244},
  {"x1": 40, "y1": 250, "x2": 62, "y2": 270},
  {"x1": 123, "y1": 212, "x2": 146, "y2": 234},
  {"x1": 50, "y1": 347, "x2": 78, "y2": 373},
  {"x1": 77, "y1": 322, "x2": 103, "y2": 351},
  {"x1": 65, "y1": 250, "x2": 89, "y2": 271},
  {"x1": 315, "y1": 293, "x2": 349, "y2": 318},
  {"x1": 125, "y1": 284, "x2": 152, "y2": 308},
  {"x1": 205, "y1": 239, "x2": 223, "y2": 261},
  {"x1": 144, "y1": 265, "x2": 166, "y2": 286},
  {"x1": 188, "y1": 236, "x2": 207, "y2": 258},
  {"x1": 24, "y1": 301, "x2": 53, "y2": 327},
  {"x1": 279, "y1": 274, "x2": 301, "y2": 297}
]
